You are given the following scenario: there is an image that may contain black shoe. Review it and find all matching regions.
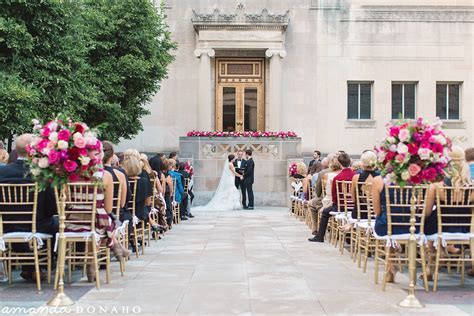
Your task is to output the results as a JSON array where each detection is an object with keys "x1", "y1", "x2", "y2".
[
  {"x1": 181, "y1": 216, "x2": 188, "y2": 220},
  {"x1": 247, "y1": 207, "x2": 254, "y2": 210},
  {"x1": 243, "y1": 206, "x2": 249, "y2": 210},
  {"x1": 308, "y1": 236, "x2": 324, "y2": 242},
  {"x1": 187, "y1": 214, "x2": 195, "y2": 218}
]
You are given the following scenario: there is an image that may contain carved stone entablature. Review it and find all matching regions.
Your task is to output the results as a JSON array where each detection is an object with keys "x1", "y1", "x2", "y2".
[
  {"x1": 192, "y1": 6, "x2": 290, "y2": 31},
  {"x1": 341, "y1": 6, "x2": 474, "y2": 23}
]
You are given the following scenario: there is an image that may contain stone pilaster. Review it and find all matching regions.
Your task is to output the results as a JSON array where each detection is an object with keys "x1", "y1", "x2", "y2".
[
  {"x1": 265, "y1": 49, "x2": 286, "y2": 132},
  {"x1": 194, "y1": 48, "x2": 216, "y2": 131}
]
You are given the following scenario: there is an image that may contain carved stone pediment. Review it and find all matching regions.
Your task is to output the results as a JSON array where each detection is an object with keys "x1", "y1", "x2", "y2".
[{"x1": 192, "y1": 5, "x2": 290, "y2": 31}]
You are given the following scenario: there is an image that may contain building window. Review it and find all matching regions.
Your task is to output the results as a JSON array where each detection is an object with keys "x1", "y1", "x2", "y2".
[
  {"x1": 347, "y1": 82, "x2": 372, "y2": 120},
  {"x1": 436, "y1": 83, "x2": 461, "y2": 120},
  {"x1": 392, "y1": 83, "x2": 416, "y2": 119}
]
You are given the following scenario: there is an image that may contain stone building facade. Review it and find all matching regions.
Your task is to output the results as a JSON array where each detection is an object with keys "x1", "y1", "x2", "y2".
[{"x1": 118, "y1": 0, "x2": 474, "y2": 155}]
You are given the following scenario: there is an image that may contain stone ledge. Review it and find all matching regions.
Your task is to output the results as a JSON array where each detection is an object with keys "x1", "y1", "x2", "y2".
[
  {"x1": 441, "y1": 120, "x2": 466, "y2": 129},
  {"x1": 344, "y1": 120, "x2": 376, "y2": 129}
]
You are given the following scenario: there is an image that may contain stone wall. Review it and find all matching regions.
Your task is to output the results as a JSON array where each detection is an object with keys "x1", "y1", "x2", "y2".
[
  {"x1": 180, "y1": 136, "x2": 302, "y2": 206},
  {"x1": 118, "y1": 0, "x2": 474, "y2": 156}
]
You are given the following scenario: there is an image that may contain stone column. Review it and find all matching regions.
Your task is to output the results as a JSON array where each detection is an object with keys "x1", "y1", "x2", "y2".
[
  {"x1": 194, "y1": 48, "x2": 215, "y2": 131},
  {"x1": 265, "y1": 49, "x2": 286, "y2": 131}
]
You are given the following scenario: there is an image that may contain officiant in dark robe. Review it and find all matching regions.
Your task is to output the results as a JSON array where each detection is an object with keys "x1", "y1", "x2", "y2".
[{"x1": 233, "y1": 150, "x2": 247, "y2": 207}]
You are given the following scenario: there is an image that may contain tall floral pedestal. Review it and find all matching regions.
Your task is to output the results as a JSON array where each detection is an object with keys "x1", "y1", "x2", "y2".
[{"x1": 179, "y1": 136, "x2": 302, "y2": 207}]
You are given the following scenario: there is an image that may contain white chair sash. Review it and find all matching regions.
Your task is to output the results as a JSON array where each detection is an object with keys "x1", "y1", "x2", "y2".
[
  {"x1": 53, "y1": 232, "x2": 101, "y2": 252},
  {"x1": 132, "y1": 215, "x2": 140, "y2": 227},
  {"x1": 0, "y1": 232, "x2": 52, "y2": 251},
  {"x1": 115, "y1": 220, "x2": 130, "y2": 236}
]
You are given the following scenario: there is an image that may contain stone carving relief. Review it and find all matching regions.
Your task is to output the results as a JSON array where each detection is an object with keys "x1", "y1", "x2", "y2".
[
  {"x1": 202, "y1": 143, "x2": 279, "y2": 159},
  {"x1": 192, "y1": 4, "x2": 290, "y2": 30},
  {"x1": 341, "y1": 6, "x2": 474, "y2": 22}
]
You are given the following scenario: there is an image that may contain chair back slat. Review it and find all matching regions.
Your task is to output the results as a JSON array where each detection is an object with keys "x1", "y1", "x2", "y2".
[
  {"x1": 57, "y1": 182, "x2": 99, "y2": 231},
  {"x1": 355, "y1": 182, "x2": 375, "y2": 224},
  {"x1": 0, "y1": 183, "x2": 39, "y2": 235},
  {"x1": 336, "y1": 180, "x2": 354, "y2": 213},
  {"x1": 127, "y1": 177, "x2": 139, "y2": 217},
  {"x1": 384, "y1": 185, "x2": 427, "y2": 236},
  {"x1": 435, "y1": 186, "x2": 474, "y2": 234},
  {"x1": 112, "y1": 180, "x2": 123, "y2": 218}
]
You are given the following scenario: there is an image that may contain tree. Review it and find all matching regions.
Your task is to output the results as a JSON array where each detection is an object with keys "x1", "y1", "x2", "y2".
[
  {"x1": 0, "y1": 0, "x2": 176, "y2": 146},
  {"x1": 0, "y1": 0, "x2": 97, "y2": 147},
  {"x1": 80, "y1": 0, "x2": 176, "y2": 143}
]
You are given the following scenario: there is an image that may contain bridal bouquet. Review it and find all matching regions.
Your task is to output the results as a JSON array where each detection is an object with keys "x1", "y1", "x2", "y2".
[
  {"x1": 288, "y1": 162, "x2": 298, "y2": 177},
  {"x1": 26, "y1": 115, "x2": 103, "y2": 190},
  {"x1": 375, "y1": 118, "x2": 452, "y2": 186}
]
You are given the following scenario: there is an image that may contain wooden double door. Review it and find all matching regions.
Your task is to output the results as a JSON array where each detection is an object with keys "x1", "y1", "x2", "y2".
[{"x1": 215, "y1": 59, "x2": 265, "y2": 132}]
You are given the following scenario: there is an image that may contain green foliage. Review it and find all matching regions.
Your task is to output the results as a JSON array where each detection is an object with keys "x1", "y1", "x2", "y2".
[{"x1": 0, "y1": 0, "x2": 176, "y2": 144}]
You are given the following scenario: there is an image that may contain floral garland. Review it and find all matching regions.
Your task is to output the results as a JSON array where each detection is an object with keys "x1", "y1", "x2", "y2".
[
  {"x1": 26, "y1": 115, "x2": 103, "y2": 190},
  {"x1": 375, "y1": 118, "x2": 452, "y2": 186},
  {"x1": 187, "y1": 131, "x2": 297, "y2": 139},
  {"x1": 288, "y1": 162, "x2": 298, "y2": 177}
]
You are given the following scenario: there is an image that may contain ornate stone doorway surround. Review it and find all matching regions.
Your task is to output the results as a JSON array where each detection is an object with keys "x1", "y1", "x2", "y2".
[{"x1": 192, "y1": 4, "x2": 290, "y2": 132}]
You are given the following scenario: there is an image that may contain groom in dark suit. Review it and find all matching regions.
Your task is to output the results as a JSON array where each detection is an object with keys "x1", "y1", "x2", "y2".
[
  {"x1": 233, "y1": 150, "x2": 247, "y2": 206},
  {"x1": 243, "y1": 149, "x2": 255, "y2": 210}
]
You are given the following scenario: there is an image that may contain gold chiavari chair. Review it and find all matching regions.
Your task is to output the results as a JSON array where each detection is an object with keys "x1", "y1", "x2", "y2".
[
  {"x1": 432, "y1": 186, "x2": 474, "y2": 291},
  {"x1": 320, "y1": 178, "x2": 332, "y2": 242},
  {"x1": 56, "y1": 182, "x2": 110, "y2": 290},
  {"x1": 149, "y1": 177, "x2": 160, "y2": 242},
  {"x1": 127, "y1": 177, "x2": 145, "y2": 257},
  {"x1": 353, "y1": 182, "x2": 376, "y2": 272},
  {"x1": 0, "y1": 183, "x2": 52, "y2": 291},
  {"x1": 336, "y1": 180, "x2": 354, "y2": 255},
  {"x1": 373, "y1": 185, "x2": 429, "y2": 292},
  {"x1": 172, "y1": 178, "x2": 180, "y2": 224},
  {"x1": 111, "y1": 180, "x2": 126, "y2": 275},
  {"x1": 290, "y1": 179, "x2": 303, "y2": 216},
  {"x1": 329, "y1": 180, "x2": 345, "y2": 247}
]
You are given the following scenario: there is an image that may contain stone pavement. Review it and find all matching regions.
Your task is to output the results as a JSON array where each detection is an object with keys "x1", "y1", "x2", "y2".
[{"x1": 1, "y1": 207, "x2": 473, "y2": 315}]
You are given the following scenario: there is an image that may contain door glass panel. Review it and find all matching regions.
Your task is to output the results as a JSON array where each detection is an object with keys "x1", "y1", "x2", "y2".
[
  {"x1": 222, "y1": 87, "x2": 236, "y2": 132},
  {"x1": 244, "y1": 87, "x2": 258, "y2": 131}
]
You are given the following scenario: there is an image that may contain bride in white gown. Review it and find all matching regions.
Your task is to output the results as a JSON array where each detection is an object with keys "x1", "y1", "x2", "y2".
[{"x1": 193, "y1": 154, "x2": 243, "y2": 211}]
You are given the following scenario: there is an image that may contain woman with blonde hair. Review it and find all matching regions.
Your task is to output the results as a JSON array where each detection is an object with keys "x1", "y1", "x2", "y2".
[
  {"x1": 424, "y1": 146, "x2": 473, "y2": 252},
  {"x1": 293, "y1": 162, "x2": 310, "y2": 200},
  {"x1": 0, "y1": 149, "x2": 8, "y2": 166},
  {"x1": 320, "y1": 155, "x2": 342, "y2": 208}
]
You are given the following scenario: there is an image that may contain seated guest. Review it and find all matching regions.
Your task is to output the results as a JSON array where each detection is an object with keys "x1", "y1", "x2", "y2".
[
  {"x1": 351, "y1": 160, "x2": 363, "y2": 174},
  {"x1": 371, "y1": 164, "x2": 437, "y2": 283},
  {"x1": 139, "y1": 153, "x2": 165, "y2": 232},
  {"x1": 0, "y1": 148, "x2": 8, "y2": 166},
  {"x1": 162, "y1": 159, "x2": 174, "y2": 228},
  {"x1": 309, "y1": 153, "x2": 354, "y2": 242},
  {"x1": 65, "y1": 146, "x2": 126, "y2": 281},
  {"x1": 350, "y1": 151, "x2": 379, "y2": 220},
  {"x1": 307, "y1": 153, "x2": 336, "y2": 235},
  {"x1": 465, "y1": 147, "x2": 474, "y2": 180},
  {"x1": 0, "y1": 134, "x2": 58, "y2": 281},
  {"x1": 122, "y1": 149, "x2": 153, "y2": 225},
  {"x1": 425, "y1": 146, "x2": 473, "y2": 251},
  {"x1": 168, "y1": 159, "x2": 187, "y2": 220},
  {"x1": 149, "y1": 152, "x2": 165, "y2": 175},
  {"x1": 294, "y1": 162, "x2": 309, "y2": 200},
  {"x1": 178, "y1": 162, "x2": 194, "y2": 218},
  {"x1": 102, "y1": 142, "x2": 130, "y2": 227}
]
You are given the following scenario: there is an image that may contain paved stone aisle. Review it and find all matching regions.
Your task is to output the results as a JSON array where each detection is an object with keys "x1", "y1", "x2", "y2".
[{"x1": 69, "y1": 207, "x2": 472, "y2": 316}]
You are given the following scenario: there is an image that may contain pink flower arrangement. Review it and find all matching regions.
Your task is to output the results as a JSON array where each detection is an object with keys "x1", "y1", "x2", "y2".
[
  {"x1": 375, "y1": 118, "x2": 452, "y2": 186},
  {"x1": 26, "y1": 115, "x2": 103, "y2": 189},
  {"x1": 184, "y1": 161, "x2": 194, "y2": 178},
  {"x1": 186, "y1": 131, "x2": 298, "y2": 139},
  {"x1": 288, "y1": 162, "x2": 298, "y2": 177}
]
